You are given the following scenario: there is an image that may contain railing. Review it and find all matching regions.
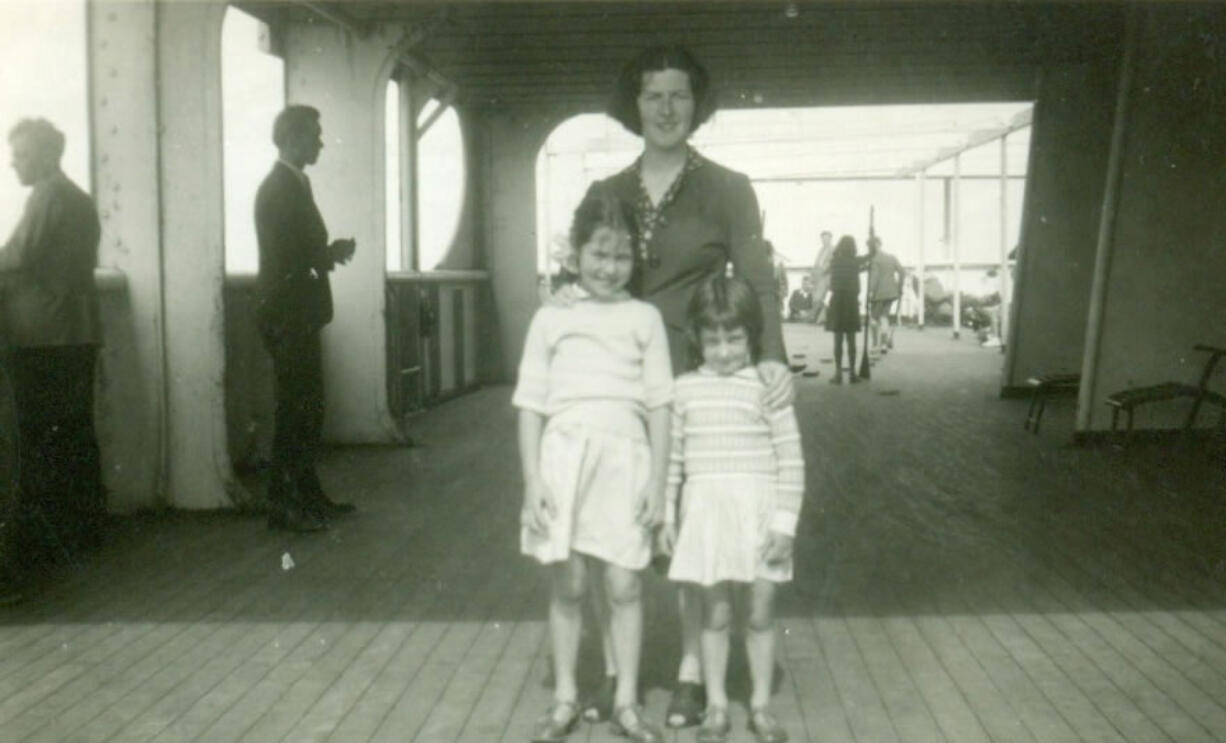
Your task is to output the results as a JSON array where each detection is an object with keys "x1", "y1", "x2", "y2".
[
  {"x1": 385, "y1": 270, "x2": 492, "y2": 418},
  {"x1": 222, "y1": 272, "x2": 493, "y2": 467}
]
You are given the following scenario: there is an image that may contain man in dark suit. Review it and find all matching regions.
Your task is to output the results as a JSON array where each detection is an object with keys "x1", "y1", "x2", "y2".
[
  {"x1": 255, "y1": 105, "x2": 356, "y2": 532},
  {"x1": 0, "y1": 118, "x2": 105, "y2": 601}
]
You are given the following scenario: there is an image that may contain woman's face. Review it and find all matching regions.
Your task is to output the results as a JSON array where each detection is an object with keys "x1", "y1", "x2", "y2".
[
  {"x1": 636, "y1": 68, "x2": 695, "y2": 152},
  {"x1": 575, "y1": 225, "x2": 635, "y2": 301}
]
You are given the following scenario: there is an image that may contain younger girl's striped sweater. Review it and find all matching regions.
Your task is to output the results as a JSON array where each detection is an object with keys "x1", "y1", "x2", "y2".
[{"x1": 665, "y1": 367, "x2": 806, "y2": 535}]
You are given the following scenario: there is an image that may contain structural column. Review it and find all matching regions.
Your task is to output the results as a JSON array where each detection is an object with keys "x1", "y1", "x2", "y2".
[
  {"x1": 282, "y1": 19, "x2": 404, "y2": 442},
  {"x1": 88, "y1": 0, "x2": 237, "y2": 509}
]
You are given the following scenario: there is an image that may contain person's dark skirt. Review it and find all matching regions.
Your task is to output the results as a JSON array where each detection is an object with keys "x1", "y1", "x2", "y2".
[{"x1": 825, "y1": 290, "x2": 861, "y2": 333}]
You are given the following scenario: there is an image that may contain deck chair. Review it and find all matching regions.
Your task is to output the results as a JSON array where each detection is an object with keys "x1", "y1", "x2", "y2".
[
  {"x1": 1105, "y1": 344, "x2": 1226, "y2": 433},
  {"x1": 1024, "y1": 372, "x2": 1081, "y2": 434}
]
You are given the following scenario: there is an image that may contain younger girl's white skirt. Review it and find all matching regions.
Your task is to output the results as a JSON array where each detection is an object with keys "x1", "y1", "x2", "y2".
[
  {"x1": 521, "y1": 407, "x2": 653, "y2": 571},
  {"x1": 668, "y1": 474, "x2": 793, "y2": 586}
]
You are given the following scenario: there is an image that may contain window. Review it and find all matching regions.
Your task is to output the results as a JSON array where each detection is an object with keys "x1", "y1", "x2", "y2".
[
  {"x1": 385, "y1": 78, "x2": 402, "y2": 271},
  {"x1": 0, "y1": 0, "x2": 89, "y2": 236},
  {"x1": 416, "y1": 105, "x2": 465, "y2": 271},
  {"x1": 221, "y1": 6, "x2": 284, "y2": 274}
]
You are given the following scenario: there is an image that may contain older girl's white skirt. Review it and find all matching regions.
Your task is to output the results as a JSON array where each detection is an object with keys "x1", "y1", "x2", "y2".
[
  {"x1": 668, "y1": 474, "x2": 793, "y2": 586},
  {"x1": 520, "y1": 409, "x2": 653, "y2": 571}
]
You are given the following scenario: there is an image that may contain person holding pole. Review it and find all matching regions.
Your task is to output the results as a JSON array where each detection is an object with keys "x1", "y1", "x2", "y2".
[{"x1": 866, "y1": 235, "x2": 905, "y2": 356}]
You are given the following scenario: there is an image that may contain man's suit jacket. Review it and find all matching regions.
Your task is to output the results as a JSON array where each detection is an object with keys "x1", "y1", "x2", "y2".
[
  {"x1": 0, "y1": 172, "x2": 101, "y2": 347},
  {"x1": 254, "y1": 161, "x2": 334, "y2": 337}
]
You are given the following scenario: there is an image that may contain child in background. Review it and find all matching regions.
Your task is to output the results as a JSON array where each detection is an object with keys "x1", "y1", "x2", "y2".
[
  {"x1": 661, "y1": 274, "x2": 806, "y2": 743},
  {"x1": 514, "y1": 187, "x2": 672, "y2": 743}
]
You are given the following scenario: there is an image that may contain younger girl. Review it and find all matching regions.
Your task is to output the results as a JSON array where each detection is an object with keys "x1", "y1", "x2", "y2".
[
  {"x1": 514, "y1": 188, "x2": 671, "y2": 743},
  {"x1": 824, "y1": 235, "x2": 862, "y2": 385},
  {"x1": 663, "y1": 275, "x2": 805, "y2": 743}
]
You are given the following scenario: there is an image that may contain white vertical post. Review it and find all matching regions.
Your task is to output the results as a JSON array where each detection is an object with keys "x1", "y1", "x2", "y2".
[
  {"x1": 998, "y1": 134, "x2": 1010, "y2": 349},
  {"x1": 398, "y1": 71, "x2": 418, "y2": 272},
  {"x1": 915, "y1": 170, "x2": 926, "y2": 328},
  {"x1": 952, "y1": 153, "x2": 962, "y2": 339}
]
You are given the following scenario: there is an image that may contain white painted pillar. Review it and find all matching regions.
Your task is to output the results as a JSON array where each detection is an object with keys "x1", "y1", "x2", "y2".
[
  {"x1": 398, "y1": 72, "x2": 419, "y2": 271},
  {"x1": 952, "y1": 154, "x2": 962, "y2": 339},
  {"x1": 915, "y1": 171, "x2": 926, "y2": 328},
  {"x1": 1077, "y1": 6, "x2": 1139, "y2": 433},
  {"x1": 89, "y1": 0, "x2": 239, "y2": 510},
  {"x1": 154, "y1": 1, "x2": 234, "y2": 508},
  {"x1": 998, "y1": 134, "x2": 1010, "y2": 348},
  {"x1": 88, "y1": 0, "x2": 164, "y2": 511},
  {"x1": 282, "y1": 20, "x2": 404, "y2": 443},
  {"x1": 481, "y1": 108, "x2": 562, "y2": 377}
]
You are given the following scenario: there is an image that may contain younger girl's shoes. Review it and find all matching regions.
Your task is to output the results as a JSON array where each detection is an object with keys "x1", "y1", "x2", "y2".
[
  {"x1": 748, "y1": 707, "x2": 789, "y2": 743},
  {"x1": 610, "y1": 704, "x2": 664, "y2": 743},
  {"x1": 697, "y1": 706, "x2": 731, "y2": 743},
  {"x1": 530, "y1": 700, "x2": 579, "y2": 743}
]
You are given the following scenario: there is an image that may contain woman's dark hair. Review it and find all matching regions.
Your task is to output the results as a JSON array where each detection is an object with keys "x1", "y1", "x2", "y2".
[
  {"x1": 833, "y1": 235, "x2": 857, "y2": 262},
  {"x1": 607, "y1": 45, "x2": 718, "y2": 136},
  {"x1": 686, "y1": 274, "x2": 764, "y2": 362}
]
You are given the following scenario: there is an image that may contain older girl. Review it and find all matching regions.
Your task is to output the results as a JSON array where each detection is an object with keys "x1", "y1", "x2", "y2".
[{"x1": 515, "y1": 188, "x2": 671, "y2": 743}]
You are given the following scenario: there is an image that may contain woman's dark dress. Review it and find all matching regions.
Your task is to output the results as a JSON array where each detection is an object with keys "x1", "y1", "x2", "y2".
[
  {"x1": 824, "y1": 255, "x2": 861, "y2": 333},
  {"x1": 592, "y1": 148, "x2": 786, "y2": 373}
]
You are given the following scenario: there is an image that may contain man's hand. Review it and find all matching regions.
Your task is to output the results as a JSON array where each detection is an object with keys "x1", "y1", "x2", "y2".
[
  {"x1": 328, "y1": 238, "x2": 356, "y2": 265},
  {"x1": 757, "y1": 360, "x2": 795, "y2": 410},
  {"x1": 761, "y1": 532, "x2": 794, "y2": 566}
]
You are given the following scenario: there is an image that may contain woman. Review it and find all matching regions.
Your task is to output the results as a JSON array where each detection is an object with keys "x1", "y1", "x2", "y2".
[
  {"x1": 824, "y1": 235, "x2": 862, "y2": 384},
  {"x1": 578, "y1": 45, "x2": 794, "y2": 734}
]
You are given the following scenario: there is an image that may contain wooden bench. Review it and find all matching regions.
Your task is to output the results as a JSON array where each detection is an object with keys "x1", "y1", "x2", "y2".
[
  {"x1": 1105, "y1": 344, "x2": 1226, "y2": 433},
  {"x1": 1024, "y1": 372, "x2": 1081, "y2": 434}
]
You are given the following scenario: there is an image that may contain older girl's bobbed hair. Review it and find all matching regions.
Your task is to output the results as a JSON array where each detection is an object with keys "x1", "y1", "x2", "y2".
[
  {"x1": 607, "y1": 45, "x2": 718, "y2": 137},
  {"x1": 569, "y1": 185, "x2": 639, "y2": 255},
  {"x1": 686, "y1": 274, "x2": 764, "y2": 362}
]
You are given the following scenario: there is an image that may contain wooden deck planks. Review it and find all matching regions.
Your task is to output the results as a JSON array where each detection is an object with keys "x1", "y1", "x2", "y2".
[{"x1": 0, "y1": 327, "x2": 1221, "y2": 742}]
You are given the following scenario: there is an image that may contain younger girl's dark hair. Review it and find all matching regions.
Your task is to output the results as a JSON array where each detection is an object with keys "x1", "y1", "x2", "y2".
[{"x1": 686, "y1": 274, "x2": 764, "y2": 362}]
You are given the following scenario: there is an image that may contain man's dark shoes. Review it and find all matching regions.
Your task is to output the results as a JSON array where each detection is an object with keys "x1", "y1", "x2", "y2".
[
  {"x1": 267, "y1": 504, "x2": 326, "y2": 533},
  {"x1": 304, "y1": 492, "x2": 356, "y2": 518},
  {"x1": 665, "y1": 681, "x2": 705, "y2": 728}
]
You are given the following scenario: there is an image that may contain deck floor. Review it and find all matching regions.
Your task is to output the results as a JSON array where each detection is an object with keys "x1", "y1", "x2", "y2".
[{"x1": 2, "y1": 325, "x2": 1225, "y2": 743}]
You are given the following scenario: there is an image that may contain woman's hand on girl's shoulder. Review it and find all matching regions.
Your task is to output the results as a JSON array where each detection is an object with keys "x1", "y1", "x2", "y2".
[
  {"x1": 543, "y1": 281, "x2": 580, "y2": 308},
  {"x1": 757, "y1": 360, "x2": 794, "y2": 410}
]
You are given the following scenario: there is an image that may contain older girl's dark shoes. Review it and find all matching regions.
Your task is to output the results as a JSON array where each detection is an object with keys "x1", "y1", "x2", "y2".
[
  {"x1": 697, "y1": 706, "x2": 731, "y2": 743},
  {"x1": 610, "y1": 704, "x2": 664, "y2": 743},
  {"x1": 530, "y1": 700, "x2": 579, "y2": 743}
]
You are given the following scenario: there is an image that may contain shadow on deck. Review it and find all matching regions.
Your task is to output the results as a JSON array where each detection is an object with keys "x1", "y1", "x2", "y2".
[{"x1": 1, "y1": 325, "x2": 1224, "y2": 742}]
